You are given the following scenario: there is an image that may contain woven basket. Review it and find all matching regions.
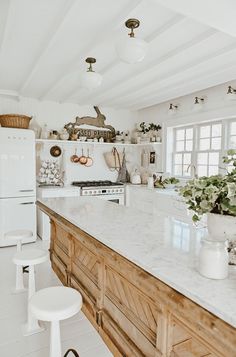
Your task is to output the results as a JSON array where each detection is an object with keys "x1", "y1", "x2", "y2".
[
  {"x1": 0, "y1": 114, "x2": 32, "y2": 129},
  {"x1": 104, "y1": 148, "x2": 123, "y2": 170}
]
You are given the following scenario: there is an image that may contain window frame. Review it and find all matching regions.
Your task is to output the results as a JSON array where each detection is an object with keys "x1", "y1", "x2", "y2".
[
  {"x1": 172, "y1": 125, "x2": 194, "y2": 178},
  {"x1": 196, "y1": 121, "x2": 223, "y2": 177},
  {"x1": 171, "y1": 118, "x2": 236, "y2": 178}
]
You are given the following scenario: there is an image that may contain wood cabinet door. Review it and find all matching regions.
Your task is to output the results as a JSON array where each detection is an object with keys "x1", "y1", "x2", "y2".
[
  {"x1": 103, "y1": 265, "x2": 162, "y2": 356},
  {"x1": 70, "y1": 238, "x2": 101, "y2": 326},
  {"x1": 168, "y1": 317, "x2": 220, "y2": 357}
]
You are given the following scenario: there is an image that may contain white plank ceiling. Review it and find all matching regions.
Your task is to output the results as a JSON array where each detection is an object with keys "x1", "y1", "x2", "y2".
[{"x1": 0, "y1": 0, "x2": 236, "y2": 109}]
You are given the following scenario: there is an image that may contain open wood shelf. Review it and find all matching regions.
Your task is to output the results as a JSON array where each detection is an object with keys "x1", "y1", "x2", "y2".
[{"x1": 35, "y1": 139, "x2": 162, "y2": 147}]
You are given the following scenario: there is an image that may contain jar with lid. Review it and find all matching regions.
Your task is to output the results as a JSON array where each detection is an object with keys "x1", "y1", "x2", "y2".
[{"x1": 198, "y1": 239, "x2": 228, "y2": 279}]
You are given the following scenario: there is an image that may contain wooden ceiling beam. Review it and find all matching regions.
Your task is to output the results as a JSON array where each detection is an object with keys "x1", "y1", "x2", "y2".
[
  {"x1": 129, "y1": 63, "x2": 236, "y2": 110},
  {"x1": 89, "y1": 28, "x2": 217, "y2": 105},
  {"x1": 39, "y1": 0, "x2": 143, "y2": 100},
  {"x1": 67, "y1": 14, "x2": 185, "y2": 104},
  {"x1": 116, "y1": 47, "x2": 236, "y2": 109},
  {"x1": 18, "y1": 0, "x2": 78, "y2": 93},
  {"x1": 0, "y1": 0, "x2": 12, "y2": 54},
  {"x1": 154, "y1": 0, "x2": 236, "y2": 38}
]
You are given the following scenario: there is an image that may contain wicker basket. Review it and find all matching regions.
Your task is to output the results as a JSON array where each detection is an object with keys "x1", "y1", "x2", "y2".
[{"x1": 0, "y1": 114, "x2": 32, "y2": 129}]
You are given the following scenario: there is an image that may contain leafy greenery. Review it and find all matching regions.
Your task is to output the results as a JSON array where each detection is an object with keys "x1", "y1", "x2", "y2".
[
  {"x1": 139, "y1": 122, "x2": 162, "y2": 134},
  {"x1": 163, "y1": 177, "x2": 180, "y2": 185},
  {"x1": 179, "y1": 150, "x2": 236, "y2": 222}
]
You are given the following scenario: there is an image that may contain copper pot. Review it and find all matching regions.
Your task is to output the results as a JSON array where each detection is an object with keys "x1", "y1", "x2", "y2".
[
  {"x1": 70, "y1": 148, "x2": 79, "y2": 163},
  {"x1": 79, "y1": 148, "x2": 87, "y2": 165}
]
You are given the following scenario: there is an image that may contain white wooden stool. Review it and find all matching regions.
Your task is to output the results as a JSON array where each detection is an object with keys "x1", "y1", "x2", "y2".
[
  {"x1": 29, "y1": 287, "x2": 82, "y2": 357},
  {"x1": 13, "y1": 248, "x2": 48, "y2": 336},
  {"x1": 5, "y1": 229, "x2": 33, "y2": 293}
]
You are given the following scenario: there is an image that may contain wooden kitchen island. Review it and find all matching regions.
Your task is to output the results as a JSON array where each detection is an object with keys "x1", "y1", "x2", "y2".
[{"x1": 37, "y1": 197, "x2": 236, "y2": 357}]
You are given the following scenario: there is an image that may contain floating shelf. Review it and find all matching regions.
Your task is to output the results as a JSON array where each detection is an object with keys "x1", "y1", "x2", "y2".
[{"x1": 35, "y1": 139, "x2": 162, "y2": 147}]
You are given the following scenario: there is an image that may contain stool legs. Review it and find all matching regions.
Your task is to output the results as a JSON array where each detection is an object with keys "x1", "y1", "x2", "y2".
[
  {"x1": 22, "y1": 265, "x2": 45, "y2": 336},
  {"x1": 12, "y1": 240, "x2": 26, "y2": 294},
  {"x1": 12, "y1": 264, "x2": 26, "y2": 294},
  {"x1": 50, "y1": 321, "x2": 61, "y2": 357}
]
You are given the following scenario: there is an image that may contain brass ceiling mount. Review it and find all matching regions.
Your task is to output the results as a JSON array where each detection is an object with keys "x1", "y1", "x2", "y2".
[
  {"x1": 85, "y1": 57, "x2": 96, "y2": 72},
  {"x1": 125, "y1": 18, "x2": 140, "y2": 37},
  {"x1": 85, "y1": 57, "x2": 96, "y2": 64}
]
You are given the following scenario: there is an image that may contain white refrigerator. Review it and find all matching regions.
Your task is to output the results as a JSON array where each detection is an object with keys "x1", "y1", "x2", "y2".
[{"x1": 0, "y1": 127, "x2": 36, "y2": 247}]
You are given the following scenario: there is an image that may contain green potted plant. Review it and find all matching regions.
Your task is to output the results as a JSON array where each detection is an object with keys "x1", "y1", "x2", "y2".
[
  {"x1": 179, "y1": 149, "x2": 236, "y2": 240},
  {"x1": 163, "y1": 177, "x2": 180, "y2": 189},
  {"x1": 139, "y1": 122, "x2": 162, "y2": 142}
]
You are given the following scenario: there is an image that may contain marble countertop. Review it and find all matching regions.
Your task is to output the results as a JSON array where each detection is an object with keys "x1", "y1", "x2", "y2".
[
  {"x1": 126, "y1": 183, "x2": 182, "y2": 198},
  {"x1": 38, "y1": 196, "x2": 236, "y2": 328}
]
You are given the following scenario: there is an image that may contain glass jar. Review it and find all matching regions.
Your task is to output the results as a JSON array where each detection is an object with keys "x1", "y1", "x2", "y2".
[{"x1": 198, "y1": 239, "x2": 228, "y2": 279}]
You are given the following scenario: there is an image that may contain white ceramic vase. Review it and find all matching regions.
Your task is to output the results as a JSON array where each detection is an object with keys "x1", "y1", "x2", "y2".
[{"x1": 207, "y1": 213, "x2": 236, "y2": 241}]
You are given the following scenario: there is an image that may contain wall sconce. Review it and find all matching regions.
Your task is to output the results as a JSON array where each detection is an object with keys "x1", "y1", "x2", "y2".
[
  {"x1": 168, "y1": 103, "x2": 178, "y2": 115},
  {"x1": 225, "y1": 85, "x2": 236, "y2": 101},
  {"x1": 193, "y1": 96, "x2": 205, "y2": 111},
  {"x1": 80, "y1": 57, "x2": 102, "y2": 90},
  {"x1": 116, "y1": 18, "x2": 148, "y2": 64}
]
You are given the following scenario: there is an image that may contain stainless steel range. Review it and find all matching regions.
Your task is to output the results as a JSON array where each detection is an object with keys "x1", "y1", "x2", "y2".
[{"x1": 72, "y1": 180, "x2": 125, "y2": 205}]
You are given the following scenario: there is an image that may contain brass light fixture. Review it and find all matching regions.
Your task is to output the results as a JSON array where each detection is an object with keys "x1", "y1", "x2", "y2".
[
  {"x1": 194, "y1": 96, "x2": 204, "y2": 105},
  {"x1": 226, "y1": 85, "x2": 236, "y2": 101},
  {"x1": 125, "y1": 18, "x2": 140, "y2": 37},
  {"x1": 116, "y1": 18, "x2": 148, "y2": 64},
  {"x1": 193, "y1": 96, "x2": 205, "y2": 111},
  {"x1": 168, "y1": 103, "x2": 178, "y2": 115},
  {"x1": 80, "y1": 57, "x2": 102, "y2": 90}
]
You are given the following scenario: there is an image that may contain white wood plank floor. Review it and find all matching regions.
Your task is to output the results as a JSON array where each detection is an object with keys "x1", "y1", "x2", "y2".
[{"x1": 0, "y1": 239, "x2": 112, "y2": 357}]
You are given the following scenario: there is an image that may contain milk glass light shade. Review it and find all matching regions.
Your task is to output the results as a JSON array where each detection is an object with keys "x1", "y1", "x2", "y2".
[
  {"x1": 116, "y1": 18, "x2": 148, "y2": 64},
  {"x1": 81, "y1": 57, "x2": 102, "y2": 90},
  {"x1": 116, "y1": 36, "x2": 148, "y2": 64},
  {"x1": 81, "y1": 71, "x2": 102, "y2": 90}
]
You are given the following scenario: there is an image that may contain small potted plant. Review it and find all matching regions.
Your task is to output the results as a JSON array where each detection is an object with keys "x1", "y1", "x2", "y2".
[
  {"x1": 139, "y1": 122, "x2": 162, "y2": 142},
  {"x1": 139, "y1": 122, "x2": 150, "y2": 143},
  {"x1": 163, "y1": 177, "x2": 180, "y2": 189},
  {"x1": 148, "y1": 123, "x2": 162, "y2": 142},
  {"x1": 179, "y1": 150, "x2": 236, "y2": 241}
]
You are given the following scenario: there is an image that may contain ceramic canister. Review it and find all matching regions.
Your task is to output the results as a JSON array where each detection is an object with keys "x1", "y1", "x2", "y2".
[{"x1": 198, "y1": 239, "x2": 228, "y2": 279}]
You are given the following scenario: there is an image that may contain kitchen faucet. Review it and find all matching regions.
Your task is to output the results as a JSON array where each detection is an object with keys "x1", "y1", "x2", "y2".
[{"x1": 187, "y1": 164, "x2": 198, "y2": 178}]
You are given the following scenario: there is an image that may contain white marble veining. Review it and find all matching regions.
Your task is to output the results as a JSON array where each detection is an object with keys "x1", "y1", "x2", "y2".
[{"x1": 38, "y1": 196, "x2": 236, "y2": 328}]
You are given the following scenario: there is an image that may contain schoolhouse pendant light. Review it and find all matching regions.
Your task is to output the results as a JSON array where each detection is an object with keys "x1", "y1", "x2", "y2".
[
  {"x1": 81, "y1": 57, "x2": 102, "y2": 90},
  {"x1": 116, "y1": 18, "x2": 148, "y2": 64}
]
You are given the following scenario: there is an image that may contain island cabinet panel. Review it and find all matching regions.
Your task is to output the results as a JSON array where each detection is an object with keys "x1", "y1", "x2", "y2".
[
  {"x1": 70, "y1": 238, "x2": 101, "y2": 327},
  {"x1": 50, "y1": 220, "x2": 70, "y2": 285},
  {"x1": 103, "y1": 265, "x2": 161, "y2": 356},
  {"x1": 40, "y1": 208, "x2": 236, "y2": 357},
  {"x1": 168, "y1": 317, "x2": 219, "y2": 357}
]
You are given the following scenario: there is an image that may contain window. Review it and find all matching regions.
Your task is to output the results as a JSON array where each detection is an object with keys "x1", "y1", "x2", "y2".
[
  {"x1": 229, "y1": 121, "x2": 236, "y2": 149},
  {"x1": 171, "y1": 119, "x2": 236, "y2": 178},
  {"x1": 196, "y1": 122, "x2": 222, "y2": 177},
  {"x1": 173, "y1": 127, "x2": 193, "y2": 177}
]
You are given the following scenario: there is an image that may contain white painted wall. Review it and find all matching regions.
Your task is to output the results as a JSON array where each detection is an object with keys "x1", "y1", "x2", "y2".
[
  {"x1": 0, "y1": 96, "x2": 137, "y2": 132},
  {"x1": 37, "y1": 141, "x2": 160, "y2": 184},
  {"x1": 0, "y1": 95, "x2": 160, "y2": 183},
  {"x1": 137, "y1": 79, "x2": 236, "y2": 172}
]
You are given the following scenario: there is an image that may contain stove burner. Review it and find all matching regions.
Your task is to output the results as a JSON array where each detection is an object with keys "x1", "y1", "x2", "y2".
[{"x1": 71, "y1": 180, "x2": 123, "y2": 188}]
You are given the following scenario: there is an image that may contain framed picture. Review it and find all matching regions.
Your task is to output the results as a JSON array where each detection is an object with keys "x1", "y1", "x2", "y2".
[{"x1": 150, "y1": 151, "x2": 156, "y2": 164}]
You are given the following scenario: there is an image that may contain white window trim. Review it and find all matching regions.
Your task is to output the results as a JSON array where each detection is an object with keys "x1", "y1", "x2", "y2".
[{"x1": 170, "y1": 118, "x2": 236, "y2": 179}]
